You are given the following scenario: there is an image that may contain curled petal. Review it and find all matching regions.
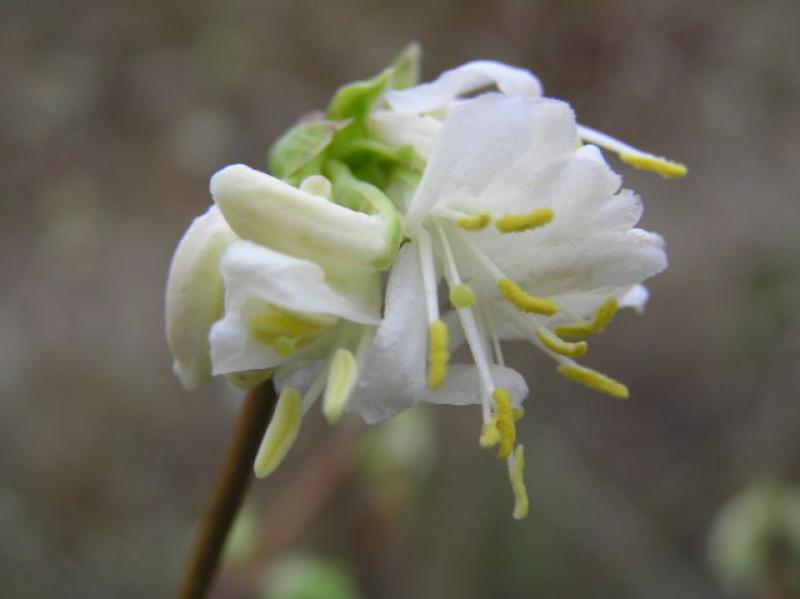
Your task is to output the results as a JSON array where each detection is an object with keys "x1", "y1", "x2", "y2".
[
  {"x1": 209, "y1": 241, "x2": 380, "y2": 376},
  {"x1": 385, "y1": 60, "x2": 542, "y2": 114},
  {"x1": 211, "y1": 164, "x2": 392, "y2": 273},
  {"x1": 165, "y1": 206, "x2": 237, "y2": 389}
]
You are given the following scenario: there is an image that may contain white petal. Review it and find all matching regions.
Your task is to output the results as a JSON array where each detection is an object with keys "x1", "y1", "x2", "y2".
[
  {"x1": 346, "y1": 244, "x2": 428, "y2": 424},
  {"x1": 574, "y1": 143, "x2": 608, "y2": 164},
  {"x1": 368, "y1": 110, "x2": 442, "y2": 160},
  {"x1": 494, "y1": 228, "x2": 666, "y2": 298},
  {"x1": 422, "y1": 364, "x2": 528, "y2": 408},
  {"x1": 209, "y1": 309, "x2": 283, "y2": 374},
  {"x1": 220, "y1": 241, "x2": 380, "y2": 323},
  {"x1": 619, "y1": 284, "x2": 650, "y2": 314},
  {"x1": 407, "y1": 95, "x2": 577, "y2": 228},
  {"x1": 273, "y1": 359, "x2": 322, "y2": 393},
  {"x1": 208, "y1": 241, "x2": 379, "y2": 375},
  {"x1": 211, "y1": 164, "x2": 390, "y2": 272},
  {"x1": 165, "y1": 205, "x2": 237, "y2": 389},
  {"x1": 385, "y1": 60, "x2": 542, "y2": 114},
  {"x1": 490, "y1": 152, "x2": 625, "y2": 221}
]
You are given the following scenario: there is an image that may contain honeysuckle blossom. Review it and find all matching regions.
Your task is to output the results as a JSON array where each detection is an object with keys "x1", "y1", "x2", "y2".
[
  {"x1": 206, "y1": 164, "x2": 527, "y2": 476},
  {"x1": 365, "y1": 61, "x2": 686, "y2": 519},
  {"x1": 166, "y1": 48, "x2": 686, "y2": 518}
]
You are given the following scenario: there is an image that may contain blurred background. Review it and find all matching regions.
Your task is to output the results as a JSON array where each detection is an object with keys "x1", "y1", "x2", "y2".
[{"x1": 2, "y1": 0, "x2": 799, "y2": 597}]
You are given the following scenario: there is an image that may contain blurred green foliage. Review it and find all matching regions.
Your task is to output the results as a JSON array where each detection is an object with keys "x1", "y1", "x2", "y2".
[{"x1": 259, "y1": 554, "x2": 362, "y2": 599}]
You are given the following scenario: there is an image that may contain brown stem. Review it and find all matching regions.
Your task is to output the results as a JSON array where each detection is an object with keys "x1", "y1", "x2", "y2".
[
  {"x1": 178, "y1": 381, "x2": 277, "y2": 599},
  {"x1": 231, "y1": 421, "x2": 363, "y2": 584}
]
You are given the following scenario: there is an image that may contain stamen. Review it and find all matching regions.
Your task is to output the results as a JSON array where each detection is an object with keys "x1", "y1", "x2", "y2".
[
  {"x1": 557, "y1": 363, "x2": 629, "y2": 399},
  {"x1": 554, "y1": 298, "x2": 617, "y2": 338},
  {"x1": 513, "y1": 407, "x2": 525, "y2": 421},
  {"x1": 254, "y1": 387, "x2": 302, "y2": 477},
  {"x1": 250, "y1": 308, "x2": 334, "y2": 346},
  {"x1": 271, "y1": 336, "x2": 296, "y2": 357},
  {"x1": 508, "y1": 444, "x2": 529, "y2": 520},
  {"x1": 417, "y1": 228, "x2": 440, "y2": 324},
  {"x1": 322, "y1": 348, "x2": 358, "y2": 423},
  {"x1": 495, "y1": 208, "x2": 554, "y2": 233},
  {"x1": 479, "y1": 419, "x2": 501, "y2": 449},
  {"x1": 499, "y1": 278, "x2": 558, "y2": 316},
  {"x1": 456, "y1": 211, "x2": 491, "y2": 231},
  {"x1": 577, "y1": 124, "x2": 687, "y2": 179},
  {"x1": 449, "y1": 283, "x2": 477, "y2": 308},
  {"x1": 493, "y1": 388, "x2": 516, "y2": 459},
  {"x1": 480, "y1": 304, "x2": 506, "y2": 368},
  {"x1": 535, "y1": 329, "x2": 588, "y2": 358},
  {"x1": 427, "y1": 320, "x2": 450, "y2": 390},
  {"x1": 620, "y1": 153, "x2": 688, "y2": 179},
  {"x1": 434, "y1": 224, "x2": 495, "y2": 415}
]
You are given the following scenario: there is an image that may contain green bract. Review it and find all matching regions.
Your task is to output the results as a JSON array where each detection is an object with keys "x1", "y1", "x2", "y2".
[
  {"x1": 267, "y1": 119, "x2": 348, "y2": 183},
  {"x1": 267, "y1": 43, "x2": 423, "y2": 190}
]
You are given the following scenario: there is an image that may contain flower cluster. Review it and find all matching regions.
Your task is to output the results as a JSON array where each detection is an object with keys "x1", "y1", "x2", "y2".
[{"x1": 166, "y1": 45, "x2": 686, "y2": 518}]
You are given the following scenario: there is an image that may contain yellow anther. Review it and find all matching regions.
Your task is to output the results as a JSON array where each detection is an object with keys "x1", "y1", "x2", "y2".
[
  {"x1": 272, "y1": 336, "x2": 296, "y2": 357},
  {"x1": 250, "y1": 308, "x2": 336, "y2": 347},
  {"x1": 455, "y1": 211, "x2": 491, "y2": 231},
  {"x1": 557, "y1": 363, "x2": 629, "y2": 399},
  {"x1": 495, "y1": 208, "x2": 554, "y2": 233},
  {"x1": 427, "y1": 320, "x2": 450, "y2": 389},
  {"x1": 513, "y1": 406, "x2": 525, "y2": 421},
  {"x1": 498, "y1": 278, "x2": 559, "y2": 316},
  {"x1": 509, "y1": 444, "x2": 529, "y2": 520},
  {"x1": 554, "y1": 298, "x2": 618, "y2": 339},
  {"x1": 322, "y1": 348, "x2": 358, "y2": 424},
  {"x1": 620, "y1": 152, "x2": 688, "y2": 179},
  {"x1": 479, "y1": 418, "x2": 501, "y2": 449},
  {"x1": 254, "y1": 387, "x2": 302, "y2": 477},
  {"x1": 593, "y1": 297, "x2": 618, "y2": 331},
  {"x1": 535, "y1": 329, "x2": 588, "y2": 358},
  {"x1": 450, "y1": 283, "x2": 477, "y2": 308},
  {"x1": 493, "y1": 388, "x2": 515, "y2": 459}
]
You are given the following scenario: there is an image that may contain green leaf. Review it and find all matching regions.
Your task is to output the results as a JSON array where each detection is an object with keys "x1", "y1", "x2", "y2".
[{"x1": 260, "y1": 554, "x2": 362, "y2": 599}]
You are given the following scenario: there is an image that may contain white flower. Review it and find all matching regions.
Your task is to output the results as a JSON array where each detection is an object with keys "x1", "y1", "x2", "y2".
[
  {"x1": 205, "y1": 163, "x2": 527, "y2": 477},
  {"x1": 166, "y1": 54, "x2": 686, "y2": 518},
  {"x1": 367, "y1": 61, "x2": 686, "y2": 519}
]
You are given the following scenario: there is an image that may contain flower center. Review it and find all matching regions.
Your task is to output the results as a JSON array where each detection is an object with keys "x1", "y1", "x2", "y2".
[
  {"x1": 249, "y1": 306, "x2": 338, "y2": 357},
  {"x1": 413, "y1": 203, "x2": 637, "y2": 517}
]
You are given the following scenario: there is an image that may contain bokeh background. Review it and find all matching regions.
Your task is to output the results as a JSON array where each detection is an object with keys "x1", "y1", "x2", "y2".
[{"x1": 2, "y1": 0, "x2": 799, "y2": 597}]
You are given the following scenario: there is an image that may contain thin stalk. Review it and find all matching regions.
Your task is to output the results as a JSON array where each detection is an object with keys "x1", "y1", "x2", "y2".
[{"x1": 178, "y1": 381, "x2": 277, "y2": 599}]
